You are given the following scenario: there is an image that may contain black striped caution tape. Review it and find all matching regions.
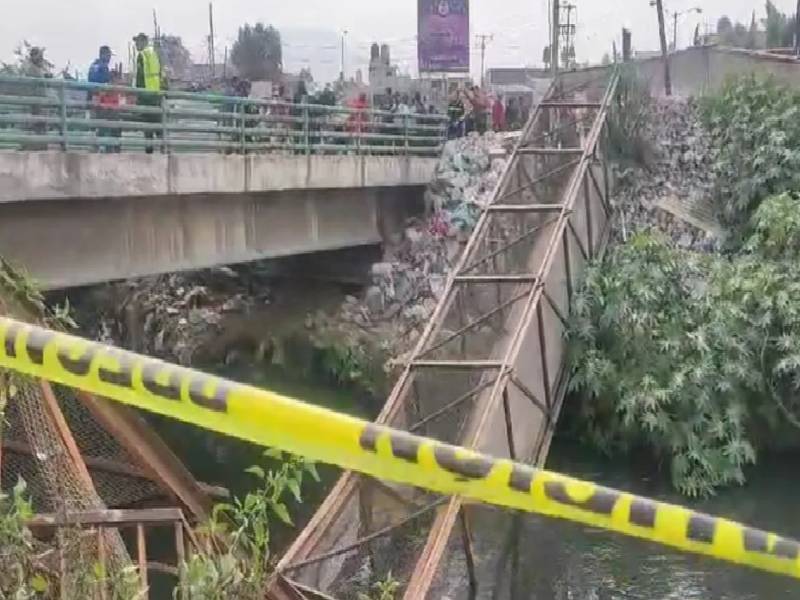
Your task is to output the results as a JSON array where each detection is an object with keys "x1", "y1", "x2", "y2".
[{"x1": 0, "y1": 316, "x2": 798, "y2": 580}]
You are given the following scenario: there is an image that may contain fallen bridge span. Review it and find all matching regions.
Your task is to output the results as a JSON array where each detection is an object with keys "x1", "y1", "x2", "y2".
[{"x1": 273, "y1": 69, "x2": 619, "y2": 599}]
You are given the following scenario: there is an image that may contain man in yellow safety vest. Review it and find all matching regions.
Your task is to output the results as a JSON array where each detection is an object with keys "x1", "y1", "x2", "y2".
[{"x1": 132, "y1": 32, "x2": 162, "y2": 153}]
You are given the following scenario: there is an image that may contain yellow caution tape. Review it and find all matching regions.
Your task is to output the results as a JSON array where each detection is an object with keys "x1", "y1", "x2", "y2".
[{"x1": 0, "y1": 316, "x2": 798, "y2": 580}]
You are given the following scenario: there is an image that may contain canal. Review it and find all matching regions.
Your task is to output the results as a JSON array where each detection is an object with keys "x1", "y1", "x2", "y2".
[{"x1": 434, "y1": 440, "x2": 800, "y2": 599}]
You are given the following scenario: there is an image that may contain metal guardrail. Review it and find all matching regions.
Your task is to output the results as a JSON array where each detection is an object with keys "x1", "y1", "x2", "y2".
[{"x1": 0, "y1": 75, "x2": 447, "y2": 156}]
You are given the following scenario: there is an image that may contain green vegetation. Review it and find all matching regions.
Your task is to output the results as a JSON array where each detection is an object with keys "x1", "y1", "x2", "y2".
[
  {"x1": 0, "y1": 452, "x2": 317, "y2": 599},
  {"x1": 569, "y1": 75, "x2": 800, "y2": 498},
  {"x1": 700, "y1": 75, "x2": 800, "y2": 239},
  {"x1": 568, "y1": 227, "x2": 800, "y2": 497},
  {"x1": 606, "y1": 66, "x2": 653, "y2": 167},
  {"x1": 230, "y1": 23, "x2": 283, "y2": 82},
  {"x1": 0, "y1": 479, "x2": 46, "y2": 598},
  {"x1": 183, "y1": 450, "x2": 318, "y2": 599},
  {"x1": 357, "y1": 573, "x2": 401, "y2": 600}
]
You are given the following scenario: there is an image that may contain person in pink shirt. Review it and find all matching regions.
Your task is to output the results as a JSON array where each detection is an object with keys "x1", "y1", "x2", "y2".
[{"x1": 492, "y1": 95, "x2": 507, "y2": 132}]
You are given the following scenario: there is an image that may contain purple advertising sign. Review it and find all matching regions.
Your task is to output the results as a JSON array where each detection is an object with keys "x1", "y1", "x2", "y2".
[{"x1": 418, "y1": 0, "x2": 470, "y2": 73}]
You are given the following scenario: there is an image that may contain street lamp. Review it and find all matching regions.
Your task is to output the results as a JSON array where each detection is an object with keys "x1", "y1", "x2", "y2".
[
  {"x1": 672, "y1": 7, "x2": 703, "y2": 51},
  {"x1": 649, "y1": 3, "x2": 702, "y2": 51},
  {"x1": 341, "y1": 29, "x2": 349, "y2": 81}
]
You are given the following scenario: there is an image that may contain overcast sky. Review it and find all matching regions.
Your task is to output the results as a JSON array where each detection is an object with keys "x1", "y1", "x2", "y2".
[{"x1": 3, "y1": 0, "x2": 798, "y2": 82}]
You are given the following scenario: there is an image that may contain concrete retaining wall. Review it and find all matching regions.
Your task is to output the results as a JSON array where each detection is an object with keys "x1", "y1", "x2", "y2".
[{"x1": 635, "y1": 46, "x2": 800, "y2": 97}]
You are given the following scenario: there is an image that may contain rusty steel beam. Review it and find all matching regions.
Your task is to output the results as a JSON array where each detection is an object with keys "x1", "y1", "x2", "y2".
[
  {"x1": 402, "y1": 71, "x2": 620, "y2": 599},
  {"x1": 487, "y1": 204, "x2": 564, "y2": 213},
  {"x1": 29, "y1": 507, "x2": 184, "y2": 528},
  {"x1": 539, "y1": 101, "x2": 602, "y2": 109},
  {"x1": 517, "y1": 147, "x2": 584, "y2": 155},
  {"x1": 409, "y1": 378, "x2": 497, "y2": 433},
  {"x1": 417, "y1": 289, "x2": 532, "y2": 359},
  {"x1": 495, "y1": 157, "x2": 581, "y2": 203},
  {"x1": 409, "y1": 360, "x2": 506, "y2": 370},
  {"x1": 453, "y1": 274, "x2": 540, "y2": 283},
  {"x1": 460, "y1": 216, "x2": 562, "y2": 275},
  {"x1": 282, "y1": 499, "x2": 446, "y2": 573},
  {"x1": 77, "y1": 391, "x2": 212, "y2": 522}
]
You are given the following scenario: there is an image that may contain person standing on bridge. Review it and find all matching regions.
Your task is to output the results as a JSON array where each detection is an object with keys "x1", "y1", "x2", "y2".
[
  {"x1": 88, "y1": 46, "x2": 113, "y2": 85},
  {"x1": 132, "y1": 33, "x2": 162, "y2": 154},
  {"x1": 89, "y1": 46, "x2": 122, "y2": 152}
]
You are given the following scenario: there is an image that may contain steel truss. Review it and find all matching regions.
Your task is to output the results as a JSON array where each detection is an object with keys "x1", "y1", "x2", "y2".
[{"x1": 272, "y1": 69, "x2": 619, "y2": 600}]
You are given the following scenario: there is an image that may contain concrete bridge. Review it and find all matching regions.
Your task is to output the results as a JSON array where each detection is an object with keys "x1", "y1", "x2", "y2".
[{"x1": 0, "y1": 76, "x2": 446, "y2": 289}]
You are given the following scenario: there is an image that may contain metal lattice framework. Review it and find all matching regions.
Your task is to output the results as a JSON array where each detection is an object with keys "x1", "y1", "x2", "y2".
[{"x1": 272, "y1": 69, "x2": 619, "y2": 599}]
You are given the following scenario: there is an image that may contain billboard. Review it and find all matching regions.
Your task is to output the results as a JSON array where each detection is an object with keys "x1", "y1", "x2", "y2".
[{"x1": 418, "y1": 0, "x2": 470, "y2": 73}]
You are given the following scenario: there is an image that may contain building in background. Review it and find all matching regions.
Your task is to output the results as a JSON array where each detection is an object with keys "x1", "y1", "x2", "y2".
[{"x1": 486, "y1": 67, "x2": 551, "y2": 125}]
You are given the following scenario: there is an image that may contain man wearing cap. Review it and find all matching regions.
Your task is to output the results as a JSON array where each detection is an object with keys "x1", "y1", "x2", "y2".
[
  {"x1": 88, "y1": 46, "x2": 113, "y2": 85},
  {"x1": 133, "y1": 33, "x2": 161, "y2": 92},
  {"x1": 132, "y1": 33, "x2": 162, "y2": 153}
]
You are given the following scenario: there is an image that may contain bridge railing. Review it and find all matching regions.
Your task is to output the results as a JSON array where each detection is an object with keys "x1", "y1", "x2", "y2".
[{"x1": 0, "y1": 75, "x2": 447, "y2": 157}]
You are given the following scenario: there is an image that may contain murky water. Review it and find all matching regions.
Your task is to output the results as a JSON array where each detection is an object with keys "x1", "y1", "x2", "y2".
[{"x1": 437, "y1": 441, "x2": 800, "y2": 600}]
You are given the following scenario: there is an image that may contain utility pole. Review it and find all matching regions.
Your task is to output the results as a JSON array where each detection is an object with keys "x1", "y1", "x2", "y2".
[
  {"x1": 560, "y1": 3, "x2": 577, "y2": 69},
  {"x1": 551, "y1": 0, "x2": 560, "y2": 77},
  {"x1": 673, "y1": 11, "x2": 679, "y2": 52},
  {"x1": 152, "y1": 9, "x2": 161, "y2": 51},
  {"x1": 341, "y1": 29, "x2": 348, "y2": 81},
  {"x1": 208, "y1": 2, "x2": 216, "y2": 77},
  {"x1": 654, "y1": 0, "x2": 672, "y2": 96},
  {"x1": 795, "y1": 0, "x2": 800, "y2": 55},
  {"x1": 476, "y1": 34, "x2": 493, "y2": 87}
]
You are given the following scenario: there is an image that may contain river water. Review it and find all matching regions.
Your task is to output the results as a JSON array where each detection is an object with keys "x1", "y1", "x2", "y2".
[
  {"x1": 148, "y1": 349, "x2": 800, "y2": 599},
  {"x1": 435, "y1": 440, "x2": 800, "y2": 600}
]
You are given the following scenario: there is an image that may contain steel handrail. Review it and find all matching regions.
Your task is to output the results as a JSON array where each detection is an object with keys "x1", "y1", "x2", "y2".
[{"x1": 0, "y1": 74, "x2": 447, "y2": 156}]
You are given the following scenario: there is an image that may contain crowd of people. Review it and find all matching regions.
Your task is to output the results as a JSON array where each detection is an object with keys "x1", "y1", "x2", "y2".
[
  {"x1": 10, "y1": 35, "x2": 530, "y2": 153},
  {"x1": 446, "y1": 85, "x2": 525, "y2": 139}
]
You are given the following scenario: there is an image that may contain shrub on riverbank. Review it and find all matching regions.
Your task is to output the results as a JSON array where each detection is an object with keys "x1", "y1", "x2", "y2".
[
  {"x1": 568, "y1": 76, "x2": 800, "y2": 498},
  {"x1": 569, "y1": 196, "x2": 800, "y2": 497},
  {"x1": 701, "y1": 75, "x2": 800, "y2": 239}
]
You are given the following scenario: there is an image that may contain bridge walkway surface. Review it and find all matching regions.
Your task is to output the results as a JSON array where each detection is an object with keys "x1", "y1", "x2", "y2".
[{"x1": 271, "y1": 69, "x2": 619, "y2": 599}]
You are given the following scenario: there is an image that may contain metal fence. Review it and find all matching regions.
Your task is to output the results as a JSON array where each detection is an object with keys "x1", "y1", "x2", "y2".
[{"x1": 0, "y1": 75, "x2": 447, "y2": 156}]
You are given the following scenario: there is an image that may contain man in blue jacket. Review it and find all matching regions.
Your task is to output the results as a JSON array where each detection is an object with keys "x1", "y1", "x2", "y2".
[{"x1": 88, "y1": 46, "x2": 112, "y2": 84}]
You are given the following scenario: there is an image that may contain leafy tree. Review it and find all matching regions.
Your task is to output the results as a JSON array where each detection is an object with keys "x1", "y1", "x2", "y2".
[
  {"x1": 158, "y1": 34, "x2": 192, "y2": 79},
  {"x1": 745, "y1": 192, "x2": 800, "y2": 260},
  {"x1": 717, "y1": 16, "x2": 734, "y2": 37},
  {"x1": 717, "y1": 13, "x2": 764, "y2": 49},
  {"x1": 747, "y1": 11, "x2": 760, "y2": 49},
  {"x1": 569, "y1": 223, "x2": 800, "y2": 497},
  {"x1": 764, "y1": 0, "x2": 795, "y2": 47},
  {"x1": 700, "y1": 75, "x2": 800, "y2": 238},
  {"x1": 298, "y1": 67, "x2": 314, "y2": 83},
  {"x1": 0, "y1": 41, "x2": 54, "y2": 76},
  {"x1": 231, "y1": 23, "x2": 283, "y2": 81}
]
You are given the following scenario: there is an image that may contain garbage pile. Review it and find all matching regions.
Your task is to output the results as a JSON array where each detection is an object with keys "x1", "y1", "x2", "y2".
[
  {"x1": 316, "y1": 132, "x2": 508, "y2": 372},
  {"x1": 79, "y1": 268, "x2": 268, "y2": 366},
  {"x1": 612, "y1": 97, "x2": 719, "y2": 251},
  {"x1": 426, "y1": 132, "x2": 506, "y2": 231}
]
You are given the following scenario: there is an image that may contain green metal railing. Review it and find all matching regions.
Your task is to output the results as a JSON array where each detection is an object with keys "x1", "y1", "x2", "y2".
[{"x1": 0, "y1": 75, "x2": 447, "y2": 156}]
